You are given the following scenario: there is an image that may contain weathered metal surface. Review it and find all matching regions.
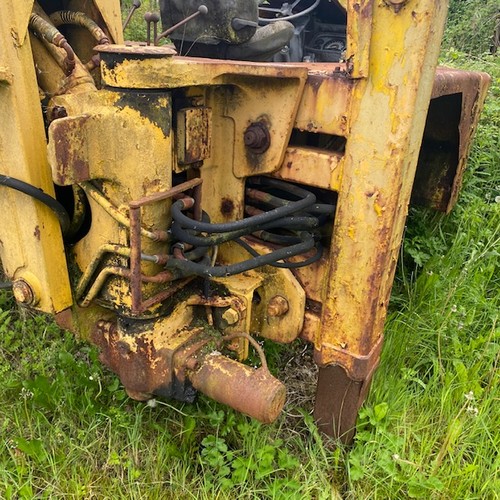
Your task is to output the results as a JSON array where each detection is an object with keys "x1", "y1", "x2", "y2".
[
  {"x1": 0, "y1": 0, "x2": 72, "y2": 313},
  {"x1": 413, "y1": 67, "x2": 491, "y2": 212},
  {"x1": 190, "y1": 353, "x2": 286, "y2": 424},
  {"x1": 314, "y1": 365, "x2": 370, "y2": 443},
  {"x1": 345, "y1": 0, "x2": 373, "y2": 78},
  {"x1": 96, "y1": 44, "x2": 176, "y2": 57},
  {"x1": 47, "y1": 87, "x2": 174, "y2": 316},
  {"x1": 49, "y1": 90, "x2": 172, "y2": 186},
  {"x1": 218, "y1": 242, "x2": 306, "y2": 344},
  {"x1": 244, "y1": 121, "x2": 271, "y2": 154},
  {"x1": 92, "y1": 304, "x2": 286, "y2": 423},
  {"x1": 273, "y1": 147, "x2": 343, "y2": 191},
  {"x1": 92, "y1": 302, "x2": 198, "y2": 399},
  {"x1": 128, "y1": 179, "x2": 202, "y2": 314},
  {"x1": 177, "y1": 107, "x2": 212, "y2": 165},
  {"x1": 294, "y1": 66, "x2": 353, "y2": 136},
  {"x1": 315, "y1": 1, "x2": 451, "y2": 383},
  {"x1": 97, "y1": 51, "x2": 308, "y2": 180}
]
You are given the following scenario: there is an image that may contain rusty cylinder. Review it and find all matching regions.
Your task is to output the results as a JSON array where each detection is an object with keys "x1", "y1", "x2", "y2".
[{"x1": 190, "y1": 353, "x2": 286, "y2": 424}]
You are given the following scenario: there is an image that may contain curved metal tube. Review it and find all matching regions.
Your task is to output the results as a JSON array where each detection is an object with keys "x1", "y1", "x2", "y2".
[
  {"x1": 29, "y1": 13, "x2": 75, "y2": 75},
  {"x1": 49, "y1": 11, "x2": 110, "y2": 44}
]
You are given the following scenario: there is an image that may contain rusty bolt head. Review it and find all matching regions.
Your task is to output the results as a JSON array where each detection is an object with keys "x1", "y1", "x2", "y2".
[
  {"x1": 12, "y1": 279, "x2": 37, "y2": 306},
  {"x1": 222, "y1": 307, "x2": 240, "y2": 326},
  {"x1": 267, "y1": 295, "x2": 289, "y2": 318},
  {"x1": 244, "y1": 122, "x2": 270, "y2": 154}
]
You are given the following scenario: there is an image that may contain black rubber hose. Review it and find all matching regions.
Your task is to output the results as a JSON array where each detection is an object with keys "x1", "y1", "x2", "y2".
[
  {"x1": 246, "y1": 188, "x2": 335, "y2": 215},
  {"x1": 246, "y1": 183, "x2": 336, "y2": 216},
  {"x1": 171, "y1": 215, "x2": 319, "y2": 247},
  {"x1": 182, "y1": 245, "x2": 210, "y2": 261},
  {"x1": 0, "y1": 175, "x2": 70, "y2": 235},
  {"x1": 251, "y1": 230, "x2": 303, "y2": 245},
  {"x1": 166, "y1": 233, "x2": 315, "y2": 278},
  {"x1": 235, "y1": 237, "x2": 324, "y2": 269},
  {"x1": 171, "y1": 179, "x2": 316, "y2": 234}
]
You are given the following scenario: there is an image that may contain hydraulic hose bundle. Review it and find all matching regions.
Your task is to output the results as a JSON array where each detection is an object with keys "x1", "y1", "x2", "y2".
[{"x1": 166, "y1": 177, "x2": 335, "y2": 278}]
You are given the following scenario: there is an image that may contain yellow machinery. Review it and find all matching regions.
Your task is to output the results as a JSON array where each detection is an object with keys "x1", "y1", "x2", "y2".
[{"x1": 0, "y1": 0, "x2": 490, "y2": 442}]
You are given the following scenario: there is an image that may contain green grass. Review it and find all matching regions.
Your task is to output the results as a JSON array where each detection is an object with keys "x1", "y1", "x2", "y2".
[{"x1": 1, "y1": 2, "x2": 499, "y2": 499}]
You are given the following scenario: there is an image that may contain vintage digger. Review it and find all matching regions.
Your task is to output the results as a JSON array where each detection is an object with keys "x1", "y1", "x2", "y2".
[{"x1": 0, "y1": 0, "x2": 490, "y2": 442}]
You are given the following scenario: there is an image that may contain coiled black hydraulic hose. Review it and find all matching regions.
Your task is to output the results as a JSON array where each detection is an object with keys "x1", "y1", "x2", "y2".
[
  {"x1": 246, "y1": 184, "x2": 335, "y2": 216},
  {"x1": 235, "y1": 237, "x2": 324, "y2": 269},
  {"x1": 171, "y1": 178, "x2": 317, "y2": 234},
  {"x1": 167, "y1": 177, "x2": 336, "y2": 277},
  {"x1": 166, "y1": 231, "x2": 316, "y2": 278},
  {"x1": 171, "y1": 208, "x2": 319, "y2": 247},
  {"x1": 0, "y1": 175, "x2": 70, "y2": 235}
]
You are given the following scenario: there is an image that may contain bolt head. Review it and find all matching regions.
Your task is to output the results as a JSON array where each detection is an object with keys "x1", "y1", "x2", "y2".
[
  {"x1": 243, "y1": 122, "x2": 270, "y2": 153},
  {"x1": 12, "y1": 279, "x2": 36, "y2": 305},
  {"x1": 222, "y1": 307, "x2": 240, "y2": 326},
  {"x1": 267, "y1": 295, "x2": 289, "y2": 317}
]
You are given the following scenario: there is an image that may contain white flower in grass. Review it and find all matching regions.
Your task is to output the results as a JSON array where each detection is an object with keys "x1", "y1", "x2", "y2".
[
  {"x1": 466, "y1": 406, "x2": 479, "y2": 417},
  {"x1": 464, "y1": 391, "x2": 475, "y2": 401},
  {"x1": 495, "y1": 196, "x2": 500, "y2": 204},
  {"x1": 147, "y1": 398, "x2": 158, "y2": 408},
  {"x1": 20, "y1": 387, "x2": 33, "y2": 399},
  {"x1": 451, "y1": 304, "x2": 458, "y2": 313}
]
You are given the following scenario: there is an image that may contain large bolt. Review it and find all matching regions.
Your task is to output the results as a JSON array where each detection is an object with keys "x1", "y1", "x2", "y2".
[
  {"x1": 12, "y1": 279, "x2": 37, "y2": 305},
  {"x1": 222, "y1": 307, "x2": 240, "y2": 326},
  {"x1": 244, "y1": 121, "x2": 270, "y2": 154},
  {"x1": 267, "y1": 295, "x2": 289, "y2": 318}
]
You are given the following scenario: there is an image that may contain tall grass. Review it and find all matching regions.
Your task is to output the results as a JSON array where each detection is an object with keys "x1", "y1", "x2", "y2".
[{"x1": 1, "y1": 1, "x2": 498, "y2": 498}]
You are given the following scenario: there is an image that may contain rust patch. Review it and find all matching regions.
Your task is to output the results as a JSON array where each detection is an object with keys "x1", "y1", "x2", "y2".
[
  {"x1": 314, "y1": 364, "x2": 365, "y2": 444},
  {"x1": 190, "y1": 353, "x2": 286, "y2": 424},
  {"x1": 51, "y1": 115, "x2": 91, "y2": 185},
  {"x1": 33, "y1": 225, "x2": 40, "y2": 240},
  {"x1": 220, "y1": 198, "x2": 235, "y2": 216}
]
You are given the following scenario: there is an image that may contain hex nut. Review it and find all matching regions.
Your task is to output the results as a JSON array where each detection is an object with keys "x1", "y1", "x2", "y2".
[
  {"x1": 243, "y1": 121, "x2": 270, "y2": 154},
  {"x1": 12, "y1": 279, "x2": 37, "y2": 305},
  {"x1": 222, "y1": 307, "x2": 240, "y2": 326},
  {"x1": 267, "y1": 295, "x2": 289, "y2": 317}
]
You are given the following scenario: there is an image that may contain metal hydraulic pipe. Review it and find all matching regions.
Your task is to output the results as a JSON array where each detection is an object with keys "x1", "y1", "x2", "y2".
[
  {"x1": 49, "y1": 11, "x2": 110, "y2": 45},
  {"x1": 29, "y1": 13, "x2": 75, "y2": 75}
]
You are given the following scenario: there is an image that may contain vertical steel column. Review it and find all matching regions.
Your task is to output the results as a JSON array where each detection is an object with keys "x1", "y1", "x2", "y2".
[{"x1": 314, "y1": 0, "x2": 450, "y2": 441}]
